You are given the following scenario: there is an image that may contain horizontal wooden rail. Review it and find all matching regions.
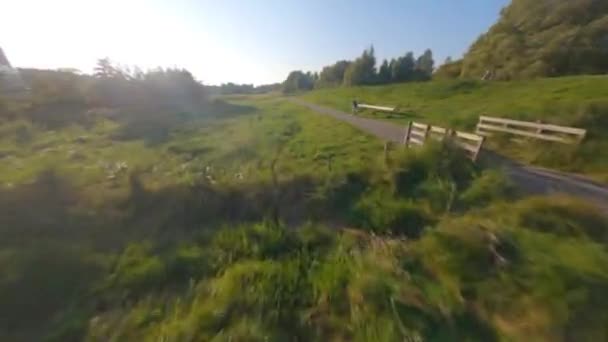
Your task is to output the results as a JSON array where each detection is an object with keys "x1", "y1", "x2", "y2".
[
  {"x1": 430, "y1": 126, "x2": 447, "y2": 134},
  {"x1": 476, "y1": 115, "x2": 586, "y2": 144},
  {"x1": 454, "y1": 130, "x2": 483, "y2": 142},
  {"x1": 358, "y1": 104, "x2": 396, "y2": 112},
  {"x1": 412, "y1": 122, "x2": 428, "y2": 130},
  {"x1": 403, "y1": 121, "x2": 485, "y2": 161}
]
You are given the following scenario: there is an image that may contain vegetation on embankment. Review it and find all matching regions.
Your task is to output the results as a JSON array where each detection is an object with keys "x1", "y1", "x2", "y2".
[
  {"x1": 299, "y1": 76, "x2": 608, "y2": 181},
  {"x1": 2, "y1": 89, "x2": 608, "y2": 341},
  {"x1": 454, "y1": 0, "x2": 608, "y2": 79}
]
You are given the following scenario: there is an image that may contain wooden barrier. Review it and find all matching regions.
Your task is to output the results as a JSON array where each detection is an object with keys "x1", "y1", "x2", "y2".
[
  {"x1": 476, "y1": 116, "x2": 586, "y2": 144},
  {"x1": 357, "y1": 103, "x2": 396, "y2": 113},
  {"x1": 403, "y1": 121, "x2": 485, "y2": 161}
]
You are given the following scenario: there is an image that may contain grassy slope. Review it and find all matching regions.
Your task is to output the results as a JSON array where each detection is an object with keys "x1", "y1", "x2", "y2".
[
  {"x1": 0, "y1": 96, "x2": 384, "y2": 341},
  {"x1": 0, "y1": 96, "x2": 380, "y2": 192},
  {"x1": 300, "y1": 76, "x2": 608, "y2": 181},
  {"x1": 2, "y1": 94, "x2": 608, "y2": 341}
]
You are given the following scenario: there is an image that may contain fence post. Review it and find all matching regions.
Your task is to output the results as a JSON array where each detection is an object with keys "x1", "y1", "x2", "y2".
[
  {"x1": 423, "y1": 124, "x2": 431, "y2": 143},
  {"x1": 578, "y1": 131, "x2": 587, "y2": 144},
  {"x1": 445, "y1": 129, "x2": 455, "y2": 150},
  {"x1": 475, "y1": 117, "x2": 483, "y2": 136},
  {"x1": 403, "y1": 121, "x2": 412, "y2": 146},
  {"x1": 384, "y1": 141, "x2": 392, "y2": 163},
  {"x1": 535, "y1": 120, "x2": 543, "y2": 135},
  {"x1": 472, "y1": 136, "x2": 485, "y2": 162}
]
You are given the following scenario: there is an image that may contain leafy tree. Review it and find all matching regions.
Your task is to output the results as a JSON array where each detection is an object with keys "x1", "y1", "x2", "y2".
[
  {"x1": 93, "y1": 58, "x2": 126, "y2": 79},
  {"x1": 388, "y1": 58, "x2": 397, "y2": 82},
  {"x1": 461, "y1": 0, "x2": 608, "y2": 79},
  {"x1": 220, "y1": 83, "x2": 255, "y2": 94},
  {"x1": 415, "y1": 49, "x2": 435, "y2": 80},
  {"x1": 391, "y1": 52, "x2": 415, "y2": 82},
  {"x1": 316, "y1": 60, "x2": 351, "y2": 88},
  {"x1": 435, "y1": 59, "x2": 463, "y2": 79},
  {"x1": 377, "y1": 59, "x2": 392, "y2": 84},
  {"x1": 343, "y1": 46, "x2": 377, "y2": 86},
  {"x1": 282, "y1": 70, "x2": 314, "y2": 94}
]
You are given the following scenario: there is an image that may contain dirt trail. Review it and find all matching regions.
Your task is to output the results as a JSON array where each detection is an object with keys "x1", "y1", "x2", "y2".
[{"x1": 290, "y1": 98, "x2": 608, "y2": 212}]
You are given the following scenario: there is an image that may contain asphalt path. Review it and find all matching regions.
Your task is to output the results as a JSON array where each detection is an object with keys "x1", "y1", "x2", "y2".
[{"x1": 290, "y1": 98, "x2": 608, "y2": 213}]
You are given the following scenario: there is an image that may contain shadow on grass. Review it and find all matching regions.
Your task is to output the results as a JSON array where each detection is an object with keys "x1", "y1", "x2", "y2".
[
  {"x1": 112, "y1": 100, "x2": 258, "y2": 146},
  {"x1": 0, "y1": 169, "x2": 319, "y2": 340},
  {"x1": 366, "y1": 109, "x2": 422, "y2": 121},
  {"x1": 203, "y1": 99, "x2": 257, "y2": 118},
  {"x1": 0, "y1": 160, "x2": 439, "y2": 340}
]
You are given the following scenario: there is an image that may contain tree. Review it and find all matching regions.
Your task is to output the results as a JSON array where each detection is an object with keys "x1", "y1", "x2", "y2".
[
  {"x1": 391, "y1": 52, "x2": 415, "y2": 82},
  {"x1": 460, "y1": 0, "x2": 608, "y2": 79},
  {"x1": 377, "y1": 59, "x2": 391, "y2": 84},
  {"x1": 343, "y1": 46, "x2": 377, "y2": 86},
  {"x1": 94, "y1": 58, "x2": 126, "y2": 79},
  {"x1": 415, "y1": 49, "x2": 434, "y2": 80},
  {"x1": 388, "y1": 58, "x2": 397, "y2": 82},
  {"x1": 316, "y1": 60, "x2": 351, "y2": 88},
  {"x1": 282, "y1": 71, "x2": 314, "y2": 94},
  {"x1": 435, "y1": 59, "x2": 463, "y2": 79}
]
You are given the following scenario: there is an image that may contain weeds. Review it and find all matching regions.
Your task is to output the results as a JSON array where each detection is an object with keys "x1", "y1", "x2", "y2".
[{"x1": 1, "y1": 94, "x2": 606, "y2": 341}]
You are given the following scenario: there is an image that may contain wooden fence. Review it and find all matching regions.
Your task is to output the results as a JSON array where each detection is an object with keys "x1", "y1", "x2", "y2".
[
  {"x1": 476, "y1": 116, "x2": 586, "y2": 144},
  {"x1": 357, "y1": 104, "x2": 396, "y2": 113},
  {"x1": 403, "y1": 121, "x2": 485, "y2": 161}
]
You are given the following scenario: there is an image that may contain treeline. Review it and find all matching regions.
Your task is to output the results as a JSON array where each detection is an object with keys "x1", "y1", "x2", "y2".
[
  {"x1": 206, "y1": 82, "x2": 282, "y2": 95},
  {"x1": 282, "y1": 47, "x2": 435, "y2": 93},
  {"x1": 89, "y1": 58, "x2": 206, "y2": 112},
  {"x1": 0, "y1": 58, "x2": 213, "y2": 146},
  {"x1": 1, "y1": 58, "x2": 208, "y2": 125}
]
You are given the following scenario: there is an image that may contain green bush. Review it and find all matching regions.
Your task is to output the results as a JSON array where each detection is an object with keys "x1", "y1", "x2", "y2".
[
  {"x1": 350, "y1": 189, "x2": 433, "y2": 237},
  {"x1": 208, "y1": 223, "x2": 299, "y2": 271},
  {"x1": 459, "y1": 169, "x2": 517, "y2": 209},
  {"x1": 107, "y1": 243, "x2": 166, "y2": 296},
  {"x1": 389, "y1": 142, "x2": 476, "y2": 197},
  {"x1": 417, "y1": 177, "x2": 457, "y2": 213},
  {"x1": 513, "y1": 196, "x2": 608, "y2": 243},
  {"x1": 166, "y1": 244, "x2": 209, "y2": 282},
  {"x1": 416, "y1": 210, "x2": 608, "y2": 341}
]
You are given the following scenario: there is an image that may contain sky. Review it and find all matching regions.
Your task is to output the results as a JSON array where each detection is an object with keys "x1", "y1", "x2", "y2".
[{"x1": 0, "y1": 0, "x2": 509, "y2": 85}]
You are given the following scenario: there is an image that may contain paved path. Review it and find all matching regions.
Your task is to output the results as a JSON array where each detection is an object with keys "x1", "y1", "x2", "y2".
[{"x1": 291, "y1": 98, "x2": 608, "y2": 212}]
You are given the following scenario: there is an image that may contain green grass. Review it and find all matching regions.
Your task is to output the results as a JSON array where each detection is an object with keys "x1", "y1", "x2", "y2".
[
  {"x1": 299, "y1": 76, "x2": 608, "y2": 181},
  {"x1": 2, "y1": 93, "x2": 608, "y2": 341},
  {"x1": 0, "y1": 96, "x2": 381, "y2": 193}
]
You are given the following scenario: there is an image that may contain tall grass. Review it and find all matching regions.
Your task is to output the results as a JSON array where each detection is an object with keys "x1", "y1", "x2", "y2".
[
  {"x1": 1, "y1": 94, "x2": 607, "y2": 341},
  {"x1": 301, "y1": 76, "x2": 608, "y2": 181}
]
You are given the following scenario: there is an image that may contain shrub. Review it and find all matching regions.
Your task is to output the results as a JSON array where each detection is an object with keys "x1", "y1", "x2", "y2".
[
  {"x1": 418, "y1": 177, "x2": 457, "y2": 213},
  {"x1": 350, "y1": 189, "x2": 433, "y2": 237},
  {"x1": 513, "y1": 196, "x2": 608, "y2": 243},
  {"x1": 389, "y1": 142, "x2": 476, "y2": 197},
  {"x1": 459, "y1": 169, "x2": 517, "y2": 209},
  {"x1": 166, "y1": 244, "x2": 209, "y2": 282},
  {"x1": 208, "y1": 223, "x2": 299, "y2": 271},
  {"x1": 107, "y1": 243, "x2": 166, "y2": 296}
]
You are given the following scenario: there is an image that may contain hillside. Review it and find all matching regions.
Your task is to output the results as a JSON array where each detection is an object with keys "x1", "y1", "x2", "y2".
[
  {"x1": 456, "y1": 0, "x2": 608, "y2": 79},
  {"x1": 2, "y1": 87, "x2": 608, "y2": 340},
  {"x1": 3, "y1": 0, "x2": 608, "y2": 338},
  {"x1": 299, "y1": 76, "x2": 608, "y2": 181}
]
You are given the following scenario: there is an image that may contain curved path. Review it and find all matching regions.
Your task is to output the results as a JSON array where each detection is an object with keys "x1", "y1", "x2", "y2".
[{"x1": 290, "y1": 98, "x2": 608, "y2": 212}]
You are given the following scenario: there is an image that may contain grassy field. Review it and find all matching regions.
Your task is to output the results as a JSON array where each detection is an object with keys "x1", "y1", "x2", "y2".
[
  {"x1": 2, "y1": 93, "x2": 608, "y2": 341},
  {"x1": 299, "y1": 76, "x2": 608, "y2": 181},
  {"x1": 0, "y1": 96, "x2": 381, "y2": 197}
]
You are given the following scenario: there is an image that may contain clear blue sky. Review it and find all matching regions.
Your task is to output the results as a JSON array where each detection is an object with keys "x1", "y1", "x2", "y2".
[{"x1": 1, "y1": 0, "x2": 509, "y2": 85}]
